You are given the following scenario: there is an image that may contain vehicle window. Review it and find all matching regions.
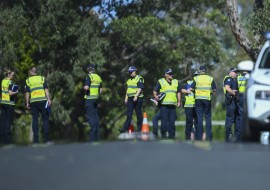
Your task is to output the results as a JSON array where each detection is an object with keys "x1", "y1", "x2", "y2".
[{"x1": 259, "y1": 47, "x2": 270, "y2": 68}]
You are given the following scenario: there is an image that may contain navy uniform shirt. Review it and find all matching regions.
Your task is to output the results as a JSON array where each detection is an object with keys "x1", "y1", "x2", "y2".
[{"x1": 224, "y1": 76, "x2": 238, "y2": 93}]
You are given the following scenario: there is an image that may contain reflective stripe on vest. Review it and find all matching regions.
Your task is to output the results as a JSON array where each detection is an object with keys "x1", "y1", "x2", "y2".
[
  {"x1": 185, "y1": 80, "x2": 195, "y2": 108},
  {"x1": 237, "y1": 74, "x2": 246, "y2": 94},
  {"x1": 159, "y1": 78, "x2": 178, "y2": 105},
  {"x1": 194, "y1": 75, "x2": 213, "y2": 100},
  {"x1": 26, "y1": 76, "x2": 47, "y2": 103},
  {"x1": 84, "y1": 73, "x2": 102, "y2": 100},
  {"x1": 223, "y1": 75, "x2": 230, "y2": 94},
  {"x1": 1, "y1": 79, "x2": 15, "y2": 105},
  {"x1": 126, "y1": 75, "x2": 144, "y2": 97}
]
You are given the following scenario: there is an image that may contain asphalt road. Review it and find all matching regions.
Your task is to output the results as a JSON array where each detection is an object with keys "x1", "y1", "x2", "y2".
[{"x1": 0, "y1": 141, "x2": 270, "y2": 190}]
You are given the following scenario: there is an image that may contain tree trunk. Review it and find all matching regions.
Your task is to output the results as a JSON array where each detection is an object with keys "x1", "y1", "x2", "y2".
[{"x1": 226, "y1": 0, "x2": 258, "y2": 61}]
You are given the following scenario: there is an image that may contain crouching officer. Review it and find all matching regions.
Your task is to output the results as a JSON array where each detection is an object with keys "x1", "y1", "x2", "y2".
[
  {"x1": 83, "y1": 64, "x2": 103, "y2": 142},
  {"x1": 153, "y1": 69, "x2": 181, "y2": 139},
  {"x1": 223, "y1": 67, "x2": 241, "y2": 142},
  {"x1": 181, "y1": 71, "x2": 199, "y2": 140}
]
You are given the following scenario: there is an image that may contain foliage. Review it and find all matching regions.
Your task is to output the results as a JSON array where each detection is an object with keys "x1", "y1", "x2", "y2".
[
  {"x1": 12, "y1": 114, "x2": 32, "y2": 144},
  {"x1": 248, "y1": 0, "x2": 270, "y2": 50}
]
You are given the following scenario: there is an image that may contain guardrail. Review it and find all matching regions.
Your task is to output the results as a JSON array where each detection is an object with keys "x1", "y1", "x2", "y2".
[{"x1": 148, "y1": 120, "x2": 225, "y2": 127}]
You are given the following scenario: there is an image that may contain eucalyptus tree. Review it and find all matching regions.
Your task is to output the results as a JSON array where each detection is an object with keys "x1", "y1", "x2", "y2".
[{"x1": 227, "y1": 0, "x2": 270, "y2": 61}]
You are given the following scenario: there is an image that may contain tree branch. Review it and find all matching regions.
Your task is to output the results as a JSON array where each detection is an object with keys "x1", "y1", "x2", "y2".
[{"x1": 226, "y1": 0, "x2": 258, "y2": 61}]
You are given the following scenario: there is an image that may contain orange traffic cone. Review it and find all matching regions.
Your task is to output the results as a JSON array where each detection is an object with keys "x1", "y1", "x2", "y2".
[
  {"x1": 141, "y1": 112, "x2": 150, "y2": 141},
  {"x1": 141, "y1": 112, "x2": 149, "y2": 134},
  {"x1": 128, "y1": 120, "x2": 134, "y2": 134}
]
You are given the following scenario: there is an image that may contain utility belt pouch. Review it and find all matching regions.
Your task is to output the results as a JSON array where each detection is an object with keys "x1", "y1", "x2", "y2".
[
  {"x1": 235, "y1": 93, "x2": 239, "y2": 102},
  {"x1": 225, "y1": 94, "x2": 233, "y2": 105}
]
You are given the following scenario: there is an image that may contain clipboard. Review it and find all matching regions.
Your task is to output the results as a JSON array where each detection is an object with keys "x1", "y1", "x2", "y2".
[{"x1": 12, "y1": 85, "x2": 19, "y2": 92}]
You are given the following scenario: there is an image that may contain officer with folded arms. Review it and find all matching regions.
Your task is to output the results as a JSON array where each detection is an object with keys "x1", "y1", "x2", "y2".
[{"x1": 223, "y1": 67, "x2": 241, "y2": 142}]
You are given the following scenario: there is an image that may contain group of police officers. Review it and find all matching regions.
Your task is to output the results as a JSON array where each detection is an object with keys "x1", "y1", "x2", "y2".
[
  {"x1": 0, "y1": 67, "x2": 51, "y2": 145},
  {"x1": 0, "y1": 64, "x2": 246, "y2": 144}
]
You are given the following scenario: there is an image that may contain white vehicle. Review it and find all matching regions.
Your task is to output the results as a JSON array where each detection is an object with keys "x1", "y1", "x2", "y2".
[{"x1": 238, "y1": 37, "x2": 270, "y2": 141}]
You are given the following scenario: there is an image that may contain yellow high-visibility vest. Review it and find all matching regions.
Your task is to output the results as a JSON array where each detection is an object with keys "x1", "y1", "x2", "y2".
[
  {"x1": 194, "y1": 75, "x2": 213, "y2": 100},
  {"x1": 237, "y1": 74, "x2": 246, "y2": 94},
  {"x1": 84, "y1": 73, "x2": 102, "y2": 100},
  {"x1": 1, "y1": 79, "x2": 15, "y2": 105},
  {"x1": 126, "y1": 75, "x2": 144, "y2": 97},
  {"x1": 184, "y1": 80, "x2": 195, "y2": 108},
  {"x1": 26, "y1": 76, "x2": 47, "y2": 103},
  {"x1": 159, "y1": 78, "x2": 178, "y2": 105}
]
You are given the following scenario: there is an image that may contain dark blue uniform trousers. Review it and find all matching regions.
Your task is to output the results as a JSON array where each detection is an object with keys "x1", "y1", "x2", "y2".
[
  {"x1": 0, "y1": 104, "x2": 14, "y2": 144},
  {"x1": 160, "y1": 105, "x2": 176, "y2": 139},
  {"x1": 238, "y1": 94, "x2": 244, "y2": 136},
  {"x1": 123, "y1": 97, "x2": 143, "y2": 132},
  {"x1": 30, "y1": 101, "x2": 49, "y2": 143},
  {"x1": 185, "y1": 107, "x2": 197, "y2": 140},
  {"x1": 225, "y1": 98, "x2": 241, "y2": 142},
  {"x1": 85, "y1": 99, "x2": 100, "y2": 141},
  {"x1": 152, "y1": 110, "x2": 161, "y2": 136},
  {"x1": 195, "y1": 99, "x2": 212, "y2": 140}
]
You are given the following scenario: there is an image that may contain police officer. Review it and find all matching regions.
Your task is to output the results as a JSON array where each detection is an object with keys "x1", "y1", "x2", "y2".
[
  {"x1": 237, "y1": 70, "x2": 248, "y2": 132},
  {"x1": 0, "y1": 69, "x2": 18, "y2": 144},
  {"x1": 181, "y1": 71, "x2": 199, "y2": 140},
  {"x1": 25, "y1": 66, "x2": 51, "y2": 144},
  {"x1": 151, "y1": 92, "x2": 166, "y2": 137},
  {"x1": 224, "y1": 67, "x2": 241, "y2": 142},
  {"x1": 190, "y1": 66, "x2": 217, "y2": 141},
  {"x1": 153, "y1": 69, "x2": 181, "y2": 139},
  {"x1": 83, "y1": 64, "x2": 103, "y2": 142},
  {"x1": 119, "y1": 66, "x2": 144, "y2": 133}
]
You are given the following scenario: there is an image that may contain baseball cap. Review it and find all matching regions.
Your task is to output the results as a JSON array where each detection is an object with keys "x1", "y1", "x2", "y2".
[
  {"x1": 165, "y1": 68, "x2": 173, "y2": 75},
  {"x1": 229, "y1": 67, "x2": 238, "y2": 73},
  {"x1": 128, "y1": 66, "x2": 137, "y2": 73},
  {"x1": 87, "y1": 64, "x2": 95, "y2": 70},
  {"x1": 199, "y1": 66, "x2": 206, "y2": 71},
  {"x1": 193, "y1": 71, "x2": 200, "y2": 76}
]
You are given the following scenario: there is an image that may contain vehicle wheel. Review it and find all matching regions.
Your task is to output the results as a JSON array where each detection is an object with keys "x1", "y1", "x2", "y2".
[
  {"x1": 242, "y1": 122, "x2": 252, "y2": 141},
  {"x1": 242, "y1": 118, "x2": 260, "y2": 142},
  {"x1": 249, "y1": 127, "x2": 260, "y2": 142}
]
